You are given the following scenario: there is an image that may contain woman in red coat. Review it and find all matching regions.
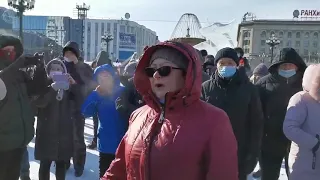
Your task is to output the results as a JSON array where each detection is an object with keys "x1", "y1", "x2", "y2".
[{"x1": 101, "y1": 41, "x2": 238, "y2": 180}]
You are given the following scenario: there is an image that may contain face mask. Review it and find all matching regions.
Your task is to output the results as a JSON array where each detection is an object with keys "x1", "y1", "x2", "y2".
[
  {"x1": 64, "y1": 57, "x2": 72, "y2": 62},
  {"x1": 278, "y1": 69, "x2": 296, "y2": 78},
  {"x1": 0, "y1": 49, "x2": 16, "y2": 62},
  {"x1": 218, "y1": 66, "x2": 237, "y2": 78},
  {"x1": 49, "y1": 71, "x2": 63, "y2": 78}
]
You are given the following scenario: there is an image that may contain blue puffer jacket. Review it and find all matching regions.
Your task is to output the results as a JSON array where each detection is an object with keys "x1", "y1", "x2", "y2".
[{"x1": 81, "y1": 64, "x2": 126, "y2": 154}]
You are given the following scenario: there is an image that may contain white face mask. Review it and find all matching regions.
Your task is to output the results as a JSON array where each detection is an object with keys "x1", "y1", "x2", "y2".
[
  {"x1": 64, "y1": 57, "x2": 72, "y2": 62},
  {"x1": 49, "y1": 71, "x2": 63, "y2": 78}
]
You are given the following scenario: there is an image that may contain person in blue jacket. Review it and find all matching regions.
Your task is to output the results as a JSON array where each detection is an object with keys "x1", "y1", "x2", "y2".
[{"x1": 81, "y1": 64, "x2": 127, "y2": 178}]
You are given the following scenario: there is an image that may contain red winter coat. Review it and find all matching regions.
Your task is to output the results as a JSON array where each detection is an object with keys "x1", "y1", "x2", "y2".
[{"x1": 102, "y1": 41, "x2": 238, "y2": 180}]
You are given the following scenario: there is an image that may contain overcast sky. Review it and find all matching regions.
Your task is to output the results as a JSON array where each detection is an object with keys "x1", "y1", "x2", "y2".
[{"x1": 1, "y1": 0, "x2": 319, "y2": 40}]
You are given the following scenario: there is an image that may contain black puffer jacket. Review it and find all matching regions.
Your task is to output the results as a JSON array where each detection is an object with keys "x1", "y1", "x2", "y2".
[
  {"x1": 201, "y1": 69, "x2": 264, "y2": 171},
  {"x1": 256, "y1": 47, "x2": 307, "y2": 155}
]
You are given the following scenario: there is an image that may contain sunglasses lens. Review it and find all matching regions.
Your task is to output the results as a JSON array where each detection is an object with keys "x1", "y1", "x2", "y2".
[
  {"x1": 158, "y1": 66, "x2": 171, "y2": 77},
  {"x1": 145, "y1": 68, "x2": 156, "y2": 77}
]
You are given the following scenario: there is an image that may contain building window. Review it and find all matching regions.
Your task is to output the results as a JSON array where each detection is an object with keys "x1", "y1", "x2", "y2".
[
  {"x1": 287, "y1": 40, "x2": 292, "y2": 47},
  {"x1": 305, "y1": 32, "x2": 310, "y2": 38},
  {"x1": 304, "y1": 49, "x2": 309, "y2": 56},
  {"x1": 244, "y1": 40, "x2": 250, "y2": 46},
  {"x1": 87, "y1": 22, "x2": 91, "y2": 31},
  {"x1": 313, "y1": 41, "x2": 318, "y2": 48},
  {"x1": 261, "y1": 40, "x2": 266, "y2": 46},
  {"x1": 295, "y1": 41, "x2": 300, "y2": 47},
  {"x1": 95, "y1": 23, "x2": 99, "y2": 55},
  {"x1": 127, "y1": 26, "x2": 130, "y2": 33},
  {"x1": 244, "y1": 48, "x2": 250, "y2": 53},
  {"x1": 101, "y1": 23, "x2": 105, "y2": 36},
  {"x1": 296, "y1": 32, "x2": 301, "y2": 38},
  {"x1": 314, "y1": 32, "x2": 318, "y2": 39},
  {"x1": 120, "y1": 25, "x2": 125, "y2": 33},
  {"x1": 243, "y1": 31, "x2": 250, "y2": 38},
  {"x1": 261, "y1": 31, "x2": 266, "y2": 38},
  {"x1": 303, "y1": 40, "x2": 309, "y2": 48},
  {"x1": 279, "y1": 31, "x2": 284, "y2": 38},
  {"x1": 131, "y1": 27, "x2": 135, "y2": 33},
  {"x1": 270, "y1": 31, "x2": 275, "y2": 36},
  {"x1": 288, "y1": 32, "x2": 292, "y2": 38},
  {"x1": 107, "y1": 23, "x2": 111, "y2": 33}
]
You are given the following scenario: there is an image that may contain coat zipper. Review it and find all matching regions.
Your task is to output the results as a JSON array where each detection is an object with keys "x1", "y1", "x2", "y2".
[{"x1": 145, "y1": 96, "x2": 167, "y2": 180}]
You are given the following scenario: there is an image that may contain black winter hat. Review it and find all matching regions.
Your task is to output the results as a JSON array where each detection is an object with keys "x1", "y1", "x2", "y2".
[
  {"x1": 63, "y1": 41, "x2": 80, "y2": 58},
  {"x1": 214, "y1": 47, "x2": 239, "y2": 65},
  {"x1": 200, "y1": 49, "x2": 208, "y2": 57},
  {"x1": 0, "y1": 35, "x2": 23, "y2": 59}
]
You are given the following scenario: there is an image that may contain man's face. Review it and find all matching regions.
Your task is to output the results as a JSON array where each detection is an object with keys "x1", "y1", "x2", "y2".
[
  {"x1": 0, "y1": 46, "x2": 16, "y2": 61},
  {"x1": 278, "y1": 63, "x2": 297, "y2": 71},
  {"x1": 64, "y1": 51, "x2": 77, "y2": 63}
]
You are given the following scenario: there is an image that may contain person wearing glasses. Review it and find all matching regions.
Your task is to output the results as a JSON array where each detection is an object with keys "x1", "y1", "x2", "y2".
[{"x1": 101, "y1": 41, "x2": 238, "y2": 180}]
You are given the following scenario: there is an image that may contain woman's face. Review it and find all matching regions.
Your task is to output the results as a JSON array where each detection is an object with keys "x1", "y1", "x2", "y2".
[{"x1": 147, "y1": 58, "x2": 185, "y2": 100}]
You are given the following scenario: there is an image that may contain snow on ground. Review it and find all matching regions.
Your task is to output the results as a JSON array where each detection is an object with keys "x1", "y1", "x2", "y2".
[{"x1": 26, "y1": 118, "x2": 288, "y2": 180}]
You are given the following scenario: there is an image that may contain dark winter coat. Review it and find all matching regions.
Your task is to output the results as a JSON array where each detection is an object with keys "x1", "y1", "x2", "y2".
[
  {"x1": 201, "y1": 69, "x2": 264, "y2": 174},
  {"x1": 116, "y1": 77, "x2": 145, "y2": 121},
  {"x1": 0, "y1": 35, "x2": 48, "y2": 152},
  {"x1": 256, "y1": 47, "x2": 307, "y2": 155},
  {"x1": 34, "y1": 83, "x2": 82, "y2": 161},
  {"x1": 96, "y1": 51, "x2": 112, "y2": 66}
]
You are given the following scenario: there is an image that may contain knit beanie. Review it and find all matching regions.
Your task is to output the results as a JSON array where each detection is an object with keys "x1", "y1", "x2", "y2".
[
  {"x1": 214, "y1": 47, "x2": 239, "y2": 65},
  {"x1": 150, "y1": 47, "x2": 188, "y2": 70}
]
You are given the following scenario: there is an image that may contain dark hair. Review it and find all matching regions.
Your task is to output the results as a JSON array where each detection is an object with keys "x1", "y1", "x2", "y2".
[
  {"x1": 91, "y1": 61, "x2": 97, "y2": 68},
  {"x1": 200, "y1": 49, "x2": 208, "y2": 57}
]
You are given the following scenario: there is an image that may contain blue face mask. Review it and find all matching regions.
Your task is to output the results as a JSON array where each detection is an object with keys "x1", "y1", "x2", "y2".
[
  {"x1": 218, "y1": 66, "x2": 237, "y2": 78},
  {"x1": 278, "y1": 69, "x2": 296, "y2": 78}
]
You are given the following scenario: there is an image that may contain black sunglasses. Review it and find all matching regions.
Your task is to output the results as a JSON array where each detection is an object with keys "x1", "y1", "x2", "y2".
[{"x1": 145, "y1": 66, "x2": 183, "y2": 77}]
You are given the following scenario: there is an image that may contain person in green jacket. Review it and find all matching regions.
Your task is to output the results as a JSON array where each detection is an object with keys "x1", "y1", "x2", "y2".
[{"x1": 0, "y1": 35, "x2": 48, "y2": 180}]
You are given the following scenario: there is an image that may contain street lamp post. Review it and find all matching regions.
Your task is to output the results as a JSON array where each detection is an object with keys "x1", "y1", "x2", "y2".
[
  {"x1": 266, "y1": 34, "x2": 280, "y2": 64},
  {"x1": 7, "y1": 0, "x2": 35, "y2": 43},
  {"x1": 101, "y1": 33, "x2": 113, "y2": 58}
]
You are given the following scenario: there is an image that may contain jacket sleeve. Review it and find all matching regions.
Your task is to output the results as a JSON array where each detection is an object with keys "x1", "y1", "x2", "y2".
[
  {"x1": 205, "y1": 109, "x2": 238, "y2": 180},
  {"x1": 283, "y1": 93, "x2": 318, "y2": 150},
  {"x1": 32, "y1": 88, "x2": 56, "y2": 108},
  {"x1": 200, "y1": 82, "x2": 208, "y2": 101},
  {"x1": 25, "y1": 65, "x2": 49, "y2": 96},
  {"x1": 247, "y1": 85, "x2": 264, "y2": 158},
  {"x1": 102, "y1": 133, "x2": 128, "y2": 180},
  {"x1": 81, "y1": 91, "x2": 99, "y2": 118}
]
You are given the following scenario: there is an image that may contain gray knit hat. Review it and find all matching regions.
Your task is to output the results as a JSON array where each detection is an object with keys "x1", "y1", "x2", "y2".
[{"x1": 150, "y1": 47, "x2": 188, "y2": 70}]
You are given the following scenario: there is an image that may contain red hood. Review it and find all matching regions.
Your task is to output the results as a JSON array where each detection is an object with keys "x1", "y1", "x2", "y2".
[{"x1": 134, "y1": 41, "x2": 202, "y2": 111}]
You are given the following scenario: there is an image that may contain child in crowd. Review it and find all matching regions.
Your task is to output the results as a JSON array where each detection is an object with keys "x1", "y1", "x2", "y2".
[
  {"x1": 33, "y1": 59, "x2": 81, "y2": 180},
  {"x1": 81, "y1": 64, "x2": 127, "y2": 178}
]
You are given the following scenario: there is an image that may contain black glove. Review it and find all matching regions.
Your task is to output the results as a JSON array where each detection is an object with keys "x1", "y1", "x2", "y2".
[
  {"x1": 244, "y1": 155, "x2": 258, "y2": 175},
  {"x1": 0, "y1": 54, "x2": 43, "y2": 83}
]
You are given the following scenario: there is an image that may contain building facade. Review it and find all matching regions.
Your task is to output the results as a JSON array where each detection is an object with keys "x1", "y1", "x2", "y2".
[
  {"x1": 237, "y1": 19, "x2": 320, "y2": 67},
  {"x1": 83, "y1": 19, "x2": 157, "y2": 61}
]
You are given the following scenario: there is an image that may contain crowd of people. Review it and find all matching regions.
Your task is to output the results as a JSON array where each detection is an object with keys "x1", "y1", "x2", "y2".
[{"x1": 0, "y1": 34, "x2": 319, "y2": 180}]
